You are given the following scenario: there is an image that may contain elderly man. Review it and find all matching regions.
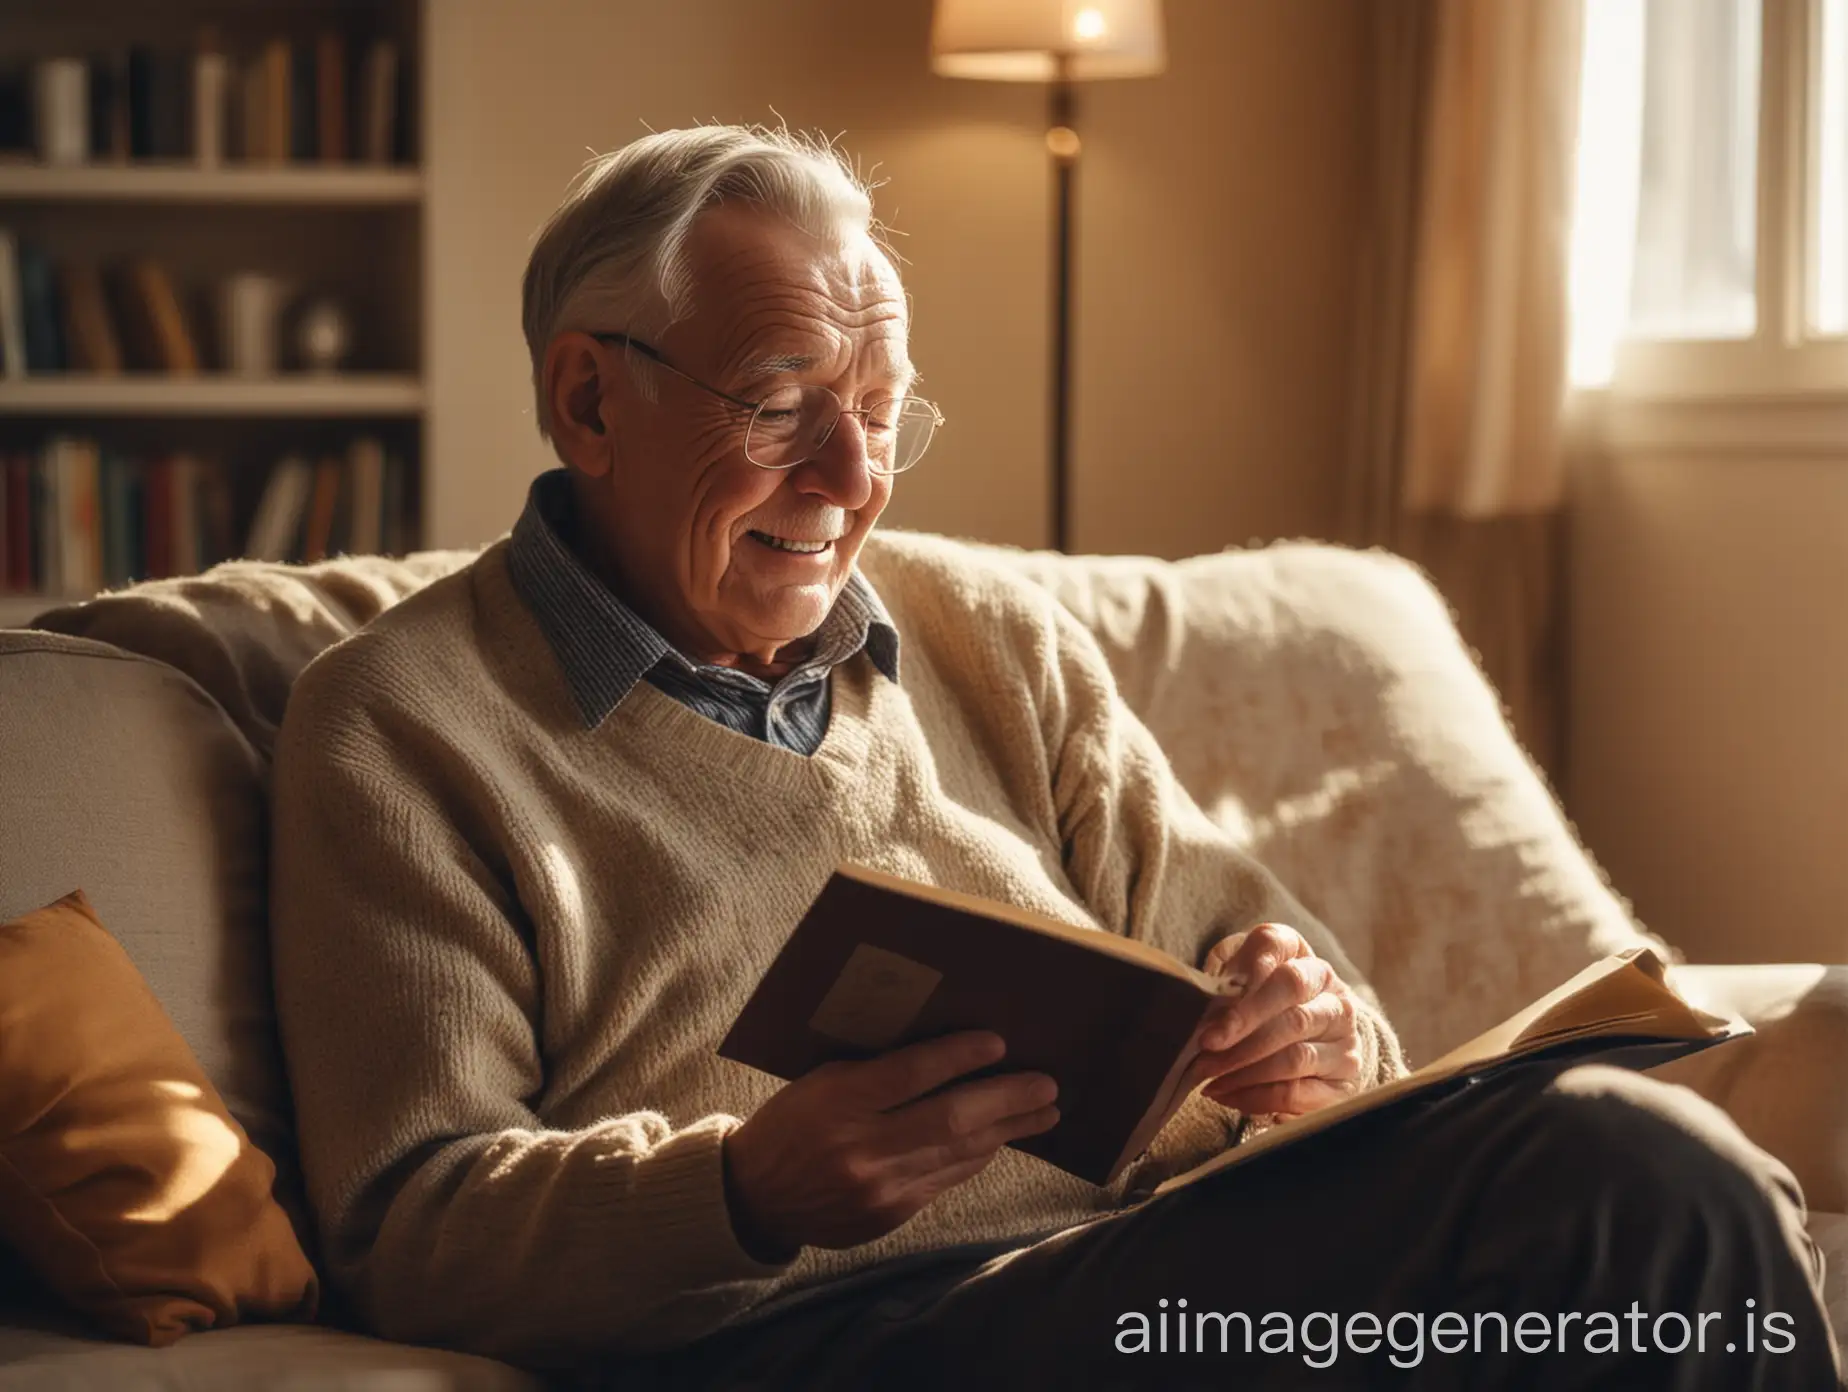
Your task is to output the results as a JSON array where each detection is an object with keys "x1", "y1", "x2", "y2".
[{"x1": 270, "y1": 126, "x2": 1837, "y2": 1389}]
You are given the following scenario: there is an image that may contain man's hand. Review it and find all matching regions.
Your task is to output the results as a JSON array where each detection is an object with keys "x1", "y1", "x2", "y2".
[
  {"x1": 722, "y1": 1031, "x2": 1060, "y2": 1263},
  {"x1": 1186, "y1": 923, "x2": 1367, "y2": 1117}
]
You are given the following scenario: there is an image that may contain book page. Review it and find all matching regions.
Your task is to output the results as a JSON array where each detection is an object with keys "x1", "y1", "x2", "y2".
[{"x1": 1151, "y1": 948, "x2": 1749, "y2": 1199}]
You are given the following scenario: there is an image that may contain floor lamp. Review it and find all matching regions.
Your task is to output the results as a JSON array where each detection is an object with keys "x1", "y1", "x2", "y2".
[{"x1": 930, "y1": 0, "x2": 1166, "y2": 552}]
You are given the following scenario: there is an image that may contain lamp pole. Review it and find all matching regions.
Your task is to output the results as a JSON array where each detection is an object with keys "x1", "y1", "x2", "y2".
[{"x1": 1048, "y1": 56, "x2": 1078, "y2": 553}]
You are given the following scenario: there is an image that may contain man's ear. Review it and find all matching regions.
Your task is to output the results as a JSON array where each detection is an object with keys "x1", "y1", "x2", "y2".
[{"x1": 545, "y1": 332, "x2": 617, "y2": 479}]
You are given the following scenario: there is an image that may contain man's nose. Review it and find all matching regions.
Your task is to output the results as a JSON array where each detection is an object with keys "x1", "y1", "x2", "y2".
[{"x1": 796, "y1": 411, "x2": 876, "y2": 508}]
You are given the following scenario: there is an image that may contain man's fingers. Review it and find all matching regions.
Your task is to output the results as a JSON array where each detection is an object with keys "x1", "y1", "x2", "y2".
[
  {"x1": 1203, "y1": 951, "x2": 1332, "y2": 1051},
  {"x1": 884, "y1": 1071, "x2": 1058, "y2": 1156},
  {"x1": 1192, "y1": 990, "x2": 1355, "y2": 1085},
  {"x1": 840, "y1": 1030, "x2": 1008, "y2": 1110},
  {"x1": 1200, "y1": 1039, "x2": 1357, "y2": 1096}
]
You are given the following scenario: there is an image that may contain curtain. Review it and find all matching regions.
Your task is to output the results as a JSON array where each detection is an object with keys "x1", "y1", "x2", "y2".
[{"x1": 1343, "y1": 0, "x2": 1585, "y2": 783}]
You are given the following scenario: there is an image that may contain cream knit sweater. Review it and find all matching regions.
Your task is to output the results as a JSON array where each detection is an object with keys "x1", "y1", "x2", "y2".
[{"x1": 269, "y1": 528, "x2": 1406, "y2": 1368}]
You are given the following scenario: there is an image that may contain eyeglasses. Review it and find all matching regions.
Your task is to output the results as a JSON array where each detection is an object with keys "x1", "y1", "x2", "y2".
[{"x1": 591, "y1": 332, "x2": 943, "y2": 475}]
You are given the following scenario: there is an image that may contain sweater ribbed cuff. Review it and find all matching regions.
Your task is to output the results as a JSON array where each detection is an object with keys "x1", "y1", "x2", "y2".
[
  {"x1": 613, "y1": 1116, "x2": 795, "y2": 1294},
  {"x1": 1357, "y1": 1000, "x2": 1410, "y2": 1088}
]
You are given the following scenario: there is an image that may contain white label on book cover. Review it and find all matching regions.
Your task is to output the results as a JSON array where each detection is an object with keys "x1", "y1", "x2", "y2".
[{"x1": 809, "y1": 944, "x2": 942, "y2": 1051}]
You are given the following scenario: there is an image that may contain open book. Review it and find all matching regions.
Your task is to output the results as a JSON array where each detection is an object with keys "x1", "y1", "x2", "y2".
[
  {"x1": 719, "y1": 865, "x2": 1749, "y2": 1188},
  {"x1": 1151, "y1": 942, "x2": 1751, "y2": 1196}
]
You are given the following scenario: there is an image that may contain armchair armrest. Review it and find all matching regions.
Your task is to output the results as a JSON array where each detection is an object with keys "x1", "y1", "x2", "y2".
[{"x1": 1653, "y1": 964, "x2": 1848, "y2": 1213}]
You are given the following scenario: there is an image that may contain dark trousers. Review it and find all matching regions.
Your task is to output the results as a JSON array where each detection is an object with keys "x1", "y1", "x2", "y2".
[{"x1": 608, "y1": 1064, "x2": 1840, "y2": 1390}]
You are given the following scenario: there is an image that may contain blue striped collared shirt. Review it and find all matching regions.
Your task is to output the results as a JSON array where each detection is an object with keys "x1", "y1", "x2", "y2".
[{"x1": 505, "y1": 469, "x2": 900, "y2": 755}]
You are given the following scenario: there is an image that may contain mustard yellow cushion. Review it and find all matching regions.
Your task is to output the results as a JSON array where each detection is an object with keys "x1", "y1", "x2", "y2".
[{"x1": 0, "y1": 890, "x2": 317, "y2": 1345}]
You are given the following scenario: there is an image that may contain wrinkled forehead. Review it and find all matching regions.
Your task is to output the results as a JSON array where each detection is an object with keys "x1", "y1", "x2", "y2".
[{"x1": 679, "y1": 206, "x2": 911, "y2": 382}]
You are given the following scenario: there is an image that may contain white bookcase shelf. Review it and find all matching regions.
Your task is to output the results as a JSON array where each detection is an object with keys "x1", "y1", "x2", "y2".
[
  {"x1": 0, "y1": 374, "x2": 425, "y2": 416},
  {"x1": 0, "y1": 163, "x2": 423, "y2": 206}
]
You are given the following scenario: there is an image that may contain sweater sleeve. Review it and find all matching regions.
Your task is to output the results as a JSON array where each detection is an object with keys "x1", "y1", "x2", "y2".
[
  {"x1": 269, "y1": 678, "x2": 790, "y2": 1368},
  {"x1": 1027, "y1": 592, "x2": 1408, "y2": 1093}
]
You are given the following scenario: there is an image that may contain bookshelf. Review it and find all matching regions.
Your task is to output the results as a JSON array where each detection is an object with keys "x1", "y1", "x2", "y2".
[
  {"x1": 0, "y1": 163, "x2": 423, "y2": 205},
  {"x1": 0, "y1": 374, "x2": 424, "y2": 415},
  {"x1": 0, "y1": 0, "x2": 425, "y2": 621}
]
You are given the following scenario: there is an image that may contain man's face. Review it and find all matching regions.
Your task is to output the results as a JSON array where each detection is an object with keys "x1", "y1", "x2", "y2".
[{"x1": 580, "y1": 204, "x2": 910, "y2": 667}]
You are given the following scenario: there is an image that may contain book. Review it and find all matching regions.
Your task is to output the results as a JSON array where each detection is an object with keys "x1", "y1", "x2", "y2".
[
  {"x1": 88, "y1": 50, "x2": 130, "y2": 162},
  {"x1": 290, "y1": 41, "x2": 315, "y2": 162},
  {"x1": 17, "y1": 244, "x2": 67, "y2": 372},
  {"x1": 0, "y1": 231, "x2": 26, "y2": 379},
  {"x1": 238, "y1": 50, "x2": 267, "y2": 163},
  {"x1": 59, "y1": 264, "x2": 123, "y2": 374},
  {"x1": 299, "y1": 455, "x2": 344, "y2": 562},
  {"x1": 245, "y1": 456, "x2": 314, "y2": 562},
  {"x1": 0, "y1": 67, "x2": 31, "y2": 160},
  {"x1": 34, "y1": 450, "x2": 57, "y2": 595},
  {"x1": 722, "y1": 864, "x2": 1240, "y2": 1186},
  {"x1": 381, "y1": 450, "x2": 408, "y2": 554},
  {"x1": 170, "y1": 454, "x2": 201, "y2": 574},
  {"x1": 126, "y1": 47, "x2": 154, "y2": 159},
  {"x1": 194, "y1": 40, "x2": 229, "y2": 168},
  {"x1": 148, "y1": 50, "x2": 190, "y2": 160},
  {"x1": 316, "y1": 32, "x2": 346, "y2": 162},
  {"x1": 359, "y1": 40, "x2": 398, "y2": 164},
  {"x1": 723, "y1": 867, "x2": 1750, "y2": 1190},
  {"x1": 347, "y1": 435, "x2": 384, "y2": 554},
  {"x1": 1150, "y1": 946, "x2": 1749, "y2": 1197},
  {"x1": 263, "y1": 40, "x2": 292, "y2": 167},
  {"x1": 50, "y1": 437, "x2": 101, "y2": 597},
  {"x1": 113, "y1": 260, "x2": 199, "y2": 373}
]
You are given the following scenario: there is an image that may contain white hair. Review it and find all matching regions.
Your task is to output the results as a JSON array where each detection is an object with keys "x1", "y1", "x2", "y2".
[{"x1": 522, "y1": 124, "x2": 885, "y2": 442}]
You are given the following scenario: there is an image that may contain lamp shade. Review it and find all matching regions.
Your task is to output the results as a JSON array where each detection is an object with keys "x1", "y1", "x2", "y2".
[{"x1": 930, "y1": 0, "x2": 1166, "y2": 81}]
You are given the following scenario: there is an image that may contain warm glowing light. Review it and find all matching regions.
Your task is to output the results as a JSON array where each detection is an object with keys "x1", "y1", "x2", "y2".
[
  {"x1": 1073, "y1": 8, "x2": 1108, "y2": 41},
  {"x1": 1568, "y1": 0, "x2": 1647, "y2": 388},
  {"x1": 1816, "y1": 0, "x2": 1846, "y2": 332}
]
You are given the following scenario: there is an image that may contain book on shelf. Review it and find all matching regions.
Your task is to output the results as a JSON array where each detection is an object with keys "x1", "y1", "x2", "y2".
[
  {"x1": 263, "y1": 39, "x2": 292, "y2": 167},
  {"x1": 316, "y1": 33, "x2": 347, "y2": 163},
  {"x1": 290, "y1": 42, "x2": 317, "y2": 163},
  {"x1": 246, "y1": 455, "x2": 313, "y2": 563},
  {"x1": 17, "y1": 244, "x2": 68, "y2": 372},
  {"x1": 0, "y1": 456, "x2": 24, "y2": 590},
  {"x1": 721, "y1": 865, "x2": 1749, "y2": 1189},
  {"x1": 0, "y1": 68, "x2": 31, "y2": 161},
  {"x1": 8, "y1": 34, "x2": 409, "y2": 171},
  {"x1": 299, "y1": 454, "x2": 344, "y2": 562},
  {"x1": 359, "y1": 40, "x2": 401, "y2": 165},
  {"x1": 59, "y1": 264, "x2": 123, "y2": 374},
  {"x1": 347, "y1": 435, "x2": 384, "y2": 554},
  {"x1": 0, "y1": 231, "x2": 25, "y2": 379},
  {"x1": 88, "y1": 50, "x2": 129, "y2": 162},
  {"x1": 243, "y1": 437, "x2": 405, "y2": 564},
  {"x1": 0, "y1": 442, "x2": 232, "y2": 599},
  {"x1": 111, "y1": 260, "x2": 199, "y2": 374},
  {"x1": 194, "y1": 37, "x2": 229, "y2": 169}
]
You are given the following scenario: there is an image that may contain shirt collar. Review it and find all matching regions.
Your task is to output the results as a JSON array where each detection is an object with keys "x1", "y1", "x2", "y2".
[{"x1": 506, "y1": 469, "x2": 899, "y2": 729}]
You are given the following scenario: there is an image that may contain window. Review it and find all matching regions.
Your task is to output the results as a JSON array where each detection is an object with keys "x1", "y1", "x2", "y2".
[
  {"x1": 1570, "y1": 0, "x2": 1848, "y2": 393},
  {"x1": 1813, "y1": 0, "x2": 1847, "y2": 331}
]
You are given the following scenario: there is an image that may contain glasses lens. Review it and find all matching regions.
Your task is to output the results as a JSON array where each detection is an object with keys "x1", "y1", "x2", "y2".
[
  {"x1": 744, "y1": 387, "x2": 939, "y2": 472},
  {"x1": 889, "y1": 399, "x2": 939, "y2": 473},
  {"x1": 745, "y1": 385, "x2": 832, "y2": 468}
]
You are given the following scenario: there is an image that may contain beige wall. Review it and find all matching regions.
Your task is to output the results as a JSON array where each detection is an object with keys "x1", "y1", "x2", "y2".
[
  {"x1": 1568, "y1": 447, "x2": 1848, "y2": 965},
  {"x1": 424, "y1": 0, "x2": 1368, "y2": 557}
]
